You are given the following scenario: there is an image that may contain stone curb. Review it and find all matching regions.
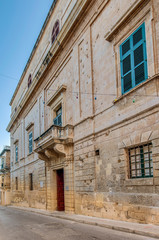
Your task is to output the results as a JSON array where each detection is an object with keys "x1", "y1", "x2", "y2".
[{"x1": 8, "y1": 206, "x2": 159, "y2": 239}]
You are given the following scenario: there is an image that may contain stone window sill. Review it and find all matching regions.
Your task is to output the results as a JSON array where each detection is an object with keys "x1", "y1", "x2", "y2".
[
  {"x1": 113, "y1": 74, "x2": 159, "y2": 104},
  {"x1": 125, "y1": 177, "x2": 153, "y2": 186},
  {"x1": 28, "y1": 152, "x2": 34, "y2": 157}
]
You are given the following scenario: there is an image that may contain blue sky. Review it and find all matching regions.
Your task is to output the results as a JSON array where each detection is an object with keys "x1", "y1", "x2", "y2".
[{"x1": 0, "y1": 0, "x2": 53, "y2": 152}]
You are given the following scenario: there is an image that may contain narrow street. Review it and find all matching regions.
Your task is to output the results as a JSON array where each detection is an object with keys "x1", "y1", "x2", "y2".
[{"x1": 0, "y1": 206, "x2": 156, "y2": 240}]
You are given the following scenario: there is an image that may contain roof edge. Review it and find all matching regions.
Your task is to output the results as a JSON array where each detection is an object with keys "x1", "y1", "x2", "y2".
[
  {"x1": 9, "y1": 0, "x2": 58, "y2": 106},
  {"x1": 0, "y1": 146, "x2": 10, "y2": 156}
]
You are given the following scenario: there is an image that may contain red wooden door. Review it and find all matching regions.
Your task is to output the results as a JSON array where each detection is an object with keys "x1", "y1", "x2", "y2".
[{"x1": 57, "y1": 169, "x2": 65, "y2": 211}]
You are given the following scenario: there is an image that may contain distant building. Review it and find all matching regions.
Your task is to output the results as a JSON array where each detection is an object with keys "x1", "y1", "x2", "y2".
[
  {"x1": 0, "y1": 146, "x2": 11, "y2": 205},
  {"x1": 7, "y1": 0, "x2": 159, "y2": 224}
]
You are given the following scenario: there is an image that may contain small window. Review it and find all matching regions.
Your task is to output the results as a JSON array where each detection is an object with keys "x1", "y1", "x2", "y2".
[
  {"x1": 15, "y1": 177, "x2": 18, "y2": 190},
  {"x1": 15, "y1": 145, "x2": 18, "y2": 162},
  {"x1": 29, "y1": 131, "x2": 33, "y2": 154},
  {"x1": 120, "y1": 23, "x2": 148, "y2": 94},
  {"x1": 53, "y1": 107, "x2": 62, "y2": 126},
  {"x1": 95, "y1": 149, "x2": 100, "y2": 156},
  {"x1": 51, "y1": 20, "x2": 60, "y2": 44},
  {"x1": 28, "y1": 74, "x2": 32, "y2": 88},
  {"x1": 29, "y1": 173, "x2": 33, "y2": 191},
  {"x1": 1, "y1": 159, "x2": 4, "y2": 169},
  {"x1": 128, "y1": 143, "x2": 153, "y2": 179}
]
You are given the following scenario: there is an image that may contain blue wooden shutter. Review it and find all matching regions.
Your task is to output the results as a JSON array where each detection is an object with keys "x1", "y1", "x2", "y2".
[{"x1": 120, "y1": 23, "x2": 148, "y2": 94}]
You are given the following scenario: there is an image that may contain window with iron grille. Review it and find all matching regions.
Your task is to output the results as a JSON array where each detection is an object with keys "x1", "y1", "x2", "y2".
[
  {"x1": 120, "y1": 23, "x2": 148, "y2": 94},
  {"x1": 29, "y1": 131, "x2": 33, "y2": 154},
  {"x1": 29, "y1": 173, "x2": 33, "y2": 191},
  {"x1": 128, "y1": 143, "x2": 153, "y2": 179},
  {"x1": 15, "y1": 145, "x2": 18, "y2": 162}
]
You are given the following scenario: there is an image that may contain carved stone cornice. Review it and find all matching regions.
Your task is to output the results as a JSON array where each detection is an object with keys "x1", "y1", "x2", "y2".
[
  {"x1": 105, "y1": 0, "x2": 150, "y2": 41},
  {"x1": 9, "y1": 0, "x2": 58, "y2": 107},
  {"x1": 7, "y1": 0, "x2": 93, "y2": 132},
  {"x1": 47, "y1": 85, "x2": 67, "y2": 106}
]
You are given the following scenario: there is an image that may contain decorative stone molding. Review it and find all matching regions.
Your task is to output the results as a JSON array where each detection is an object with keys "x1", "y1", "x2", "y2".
[
  {"x1": 38, "y1": 152, "x2": 49, "y2": 162},
  {"x1": 25, "y1": 122, "x2": 34, "y2": 131},
  {"x1": 54, "y1": 144, "x2": 67, "y2": 156},
  {"x1": 47, "y1": 85, "x2": 67, "y2": 107},
  {"x1": 105, "y1": 0, "x2": 150, "y2": 41},
  {"x1": 7, "y1": 0, "x2": 92, "y2": 132},
  {"x1": 45, "y1": 149, "x2": 58, "y2": 159},
  {"x1": 122, "y1": 130, "x2": 153, "y2": 148}
]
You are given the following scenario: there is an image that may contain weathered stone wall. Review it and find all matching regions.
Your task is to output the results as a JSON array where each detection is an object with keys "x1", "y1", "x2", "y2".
[
  {"x1": 74, "y1": 109, "x2": 159, "y2": 224},
  {"x1": 11, "y1": 160, "x2": 46, "y2": 209}
]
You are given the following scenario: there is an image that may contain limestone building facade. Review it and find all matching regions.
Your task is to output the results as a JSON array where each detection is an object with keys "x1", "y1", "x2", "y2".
[
  {"x1": 7, "y1": 0, "x2": 159, "y2": 224},
  {"x1": 0, "y1": 146, "x2": 11, "y2": 205}
]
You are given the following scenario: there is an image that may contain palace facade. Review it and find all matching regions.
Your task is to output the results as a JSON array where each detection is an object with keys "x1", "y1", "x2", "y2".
[{"x1": 7, "y1": 0, "x2": 159, "y2": 224}]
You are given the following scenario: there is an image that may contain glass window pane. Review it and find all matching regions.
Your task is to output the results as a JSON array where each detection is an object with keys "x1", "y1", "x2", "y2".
[
  {"x1": 131, "y1": 156, "x2": 135, "y2": 163},
  {"x1": 130, "y1": 148, "x2": 135, "y2": 155}
]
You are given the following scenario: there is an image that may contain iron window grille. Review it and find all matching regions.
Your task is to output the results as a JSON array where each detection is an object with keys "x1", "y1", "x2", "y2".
[
  {"x1": 128, "y1": 142, "x2": 153, "y2": 179},
  {"x1": 120, "y1": 23, "x2": 148, "y2": 94}
]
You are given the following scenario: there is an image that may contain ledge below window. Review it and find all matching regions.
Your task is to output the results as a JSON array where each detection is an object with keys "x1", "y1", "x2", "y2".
[
  {"x1": 125, "y1": 177, "x2": 153, "y2": 186},
  {"x1": 113, "y1": 74, "x2": 159, "y2": 104}
]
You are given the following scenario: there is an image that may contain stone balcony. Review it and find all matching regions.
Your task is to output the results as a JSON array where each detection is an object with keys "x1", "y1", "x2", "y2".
[
  {"x1": 0, "y1": 165, "x2": 10, "y2": 174},
  {"x1": 34, "y1": 124, "x2": 74, "y2": 162}
]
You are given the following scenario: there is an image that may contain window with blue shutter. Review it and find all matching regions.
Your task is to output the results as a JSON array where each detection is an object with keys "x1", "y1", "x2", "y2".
[
  {"x1": 120, "y1": 23, "x2": 148, "y2": 94},
  {"x1": 53, "y1": 107, "x2": 62, "y2": 126}
]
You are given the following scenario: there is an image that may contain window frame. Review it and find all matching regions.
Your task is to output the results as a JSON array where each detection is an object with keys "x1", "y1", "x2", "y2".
[
  {"x1": 29, "y1": 173, "x2": 33, "y2": 191},
  {"x1": 51, "y1": 20, "x2": 60, "y2": 44},
  {"x1": 28, "y1": 74, "x2": 32, "y2": 88},
  {"x1": 53, "y1": 106, "x2": 62, "y2": 126},
  {"x1": 28, "y1": 131, "x2": 33, "y2": 154},
  {"x1": 15, "y1": 177, "x2": 18, "y2": 190},
  {"x1": 15, "y1": 144, "x2": 18, "y2": 163},
  {"x1": 128, "y1": 142, "x2": 153, "y2": 179},
  {"x1": 120, "y1": 23, "x2": 148, "y2": 95}
]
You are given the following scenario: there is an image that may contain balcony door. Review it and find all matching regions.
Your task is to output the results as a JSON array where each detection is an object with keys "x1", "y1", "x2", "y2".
[{"x1": 53, "y1": 107, "x2": 62, "y2": 126}]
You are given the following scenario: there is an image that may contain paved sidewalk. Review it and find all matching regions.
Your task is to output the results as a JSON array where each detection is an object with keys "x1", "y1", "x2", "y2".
[{"x1": 8, "y1": 206, "x2": 159, "y2": 239}]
